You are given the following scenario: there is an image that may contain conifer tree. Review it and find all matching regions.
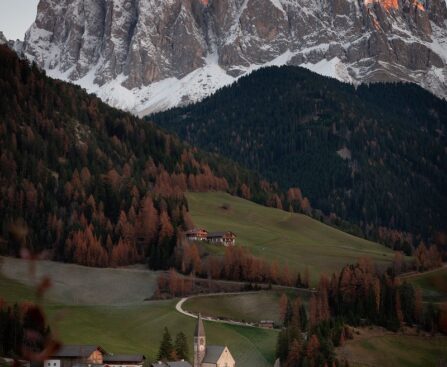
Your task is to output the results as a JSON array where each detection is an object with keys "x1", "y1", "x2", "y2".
[
  {"x1": 174, "y1": 332, "x2": 189, "y2": 361},
  {"x1": 158, "y1": 327, "x2": 174, "y2": 361}
]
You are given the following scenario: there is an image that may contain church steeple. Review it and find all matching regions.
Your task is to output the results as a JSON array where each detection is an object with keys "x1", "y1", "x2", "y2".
[{"x1": 194, "y1": 314, "x2": 206, "y2": 367}]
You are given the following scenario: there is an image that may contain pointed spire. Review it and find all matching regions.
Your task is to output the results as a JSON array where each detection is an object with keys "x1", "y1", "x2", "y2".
[{"x1": 195, "y1": 313, "x2": 206, "y2": 338}]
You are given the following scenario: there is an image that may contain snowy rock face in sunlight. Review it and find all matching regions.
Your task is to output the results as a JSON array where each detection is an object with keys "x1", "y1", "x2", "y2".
[
  {"x1": 22, "y1": 0, "x2": 447, "y2": 115},
  {"x1": 0, "y1": 32, "x2": 7, "y2": 45}
]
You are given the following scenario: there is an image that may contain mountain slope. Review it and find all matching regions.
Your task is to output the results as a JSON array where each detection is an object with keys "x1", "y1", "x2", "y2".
[
  {"x1": 186, "y1": 192, "x2": 394, "y2": 283},
  {"x1": 153, "y1": 66, "x2": 447, "y2": 249},
  {"x1": 0, "y1": 45, "x2": 285, "y2": 268},
  {"x1": 19, "y1": 0, "x2": 447, "y2": 115}
]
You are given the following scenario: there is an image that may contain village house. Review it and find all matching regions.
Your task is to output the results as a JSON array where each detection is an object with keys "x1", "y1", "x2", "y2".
[
  {"x1": 44, "y1": 345, "x2": 145, "y2": 367},
  {"x1": 44, "y1": 345, "x2": 107, "y2": 367},
  {"x1": 185, "y1": 229, "x2": 236, "y2": 247},
  {"x1": 206, "y1": 232, "x2": 236, "y2": 247},
  {"x1": 185, "y1": 228, "x2": 209, "y2": 242},
  {"x1": 103, "y1": 354, "x2": 146, "y2": 367},
  {"x1": 259, "y1": 320, "x2": 275, "y2": 329}
]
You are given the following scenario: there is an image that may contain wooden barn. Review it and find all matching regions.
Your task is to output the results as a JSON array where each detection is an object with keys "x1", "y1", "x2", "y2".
[{"x1": 185, "y1": 228, "x2": 209, "y2": 241}]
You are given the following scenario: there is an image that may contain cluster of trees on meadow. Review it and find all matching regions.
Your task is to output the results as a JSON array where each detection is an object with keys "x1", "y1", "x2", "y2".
[
  {"x1": 157, "y1": 327, "x2": 189, "y2": 362},
  {"x1": 276, "y1": 258, "x2": 446, "y2": 367},
  {"x1": 155, "y1": 244, "x2": 312, "y2": 297},
  {"x1": 276, "y1": 293, "x2": 350, "y2": 367},
  {"x1": 154, "y1": 66, "x2": 447, "y2": 254},
  {"x1": 0, "y1": 45, "x2": 290, "y2": 270}
]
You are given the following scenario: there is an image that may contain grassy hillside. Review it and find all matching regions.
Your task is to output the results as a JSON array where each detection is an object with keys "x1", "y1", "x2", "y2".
[
  {"x1": 402, "y1": 267, "x2": 447, "y2": 303},
  {"x1": 337, "y1": 331, "x2": 447, "y2": 367},
  {"x1": 186, "y1": 192, "x2": 394, "y2": 283},
  {"x1": 0, "y1": 272, "x2": 277, "y2": 366}
]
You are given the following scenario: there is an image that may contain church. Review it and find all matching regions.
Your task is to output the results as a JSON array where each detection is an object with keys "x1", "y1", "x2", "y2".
[
  {"x1": 193, "y1": 314, "x2": 235, "y2": 367},
  {"x1": 152, "y1": 314, "x2": 235, "y2": 367}
]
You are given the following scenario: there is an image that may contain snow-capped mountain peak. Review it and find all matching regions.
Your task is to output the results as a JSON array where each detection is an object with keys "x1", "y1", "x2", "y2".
[{"x1": 21, "y1": 0, "x2": 447, "y2": 115}]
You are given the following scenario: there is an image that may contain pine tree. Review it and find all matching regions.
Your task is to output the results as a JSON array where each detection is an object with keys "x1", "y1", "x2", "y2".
[
  {"x1": 276, "y1": 329, "x2": 289, "y2": 363},
  {"x1": 158, "y1": 327, "x2": 174, "y2": 361},
  {"x1": 174, "y1": 332, "x2": 189, "y2": 361}
]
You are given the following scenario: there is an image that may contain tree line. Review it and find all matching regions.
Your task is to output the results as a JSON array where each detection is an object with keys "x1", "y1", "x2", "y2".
[
  {"x1": 157, "y1": 327, "x2": 189, "y2": 363},
  {"x1": 275, "y1": 258, "x2": 446, "y2": 367},
  {"x1": 154, "y1": 243, "x2": 312, "y2": 298}
]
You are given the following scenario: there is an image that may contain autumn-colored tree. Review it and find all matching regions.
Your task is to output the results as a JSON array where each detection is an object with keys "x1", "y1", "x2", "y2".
[
  {"x1": 279, "y1": 293, "x2": 288, "y2": 324},
  {"x1": 240, "y1": 184, "x2": 251, "y2": 200},
  {"x1": 414, "y1": 287, "x2": 423, "y2": 323},
  {"x1": 414, "y1": 242, "x2": 428, "y2": 271},
  {"x1": 136, "y1": 196, "x2": 159, "y2": 247},
  {"x1": 392, "y1": 251, "x2": 404, "y2": 275},
  {"x1": 306, "y1": 334, "x2": 320, "y2": 365},
  {"x1": 159, "y1": 211, "x2": 174, "y2": 240},
  {"x1": 270, "y1": 261, "x2": 280, "y2": 284},
  {"x1": 285, "y1": 339, "x2": 301, "y2": 367},
  {"x1": 309, "y1": 294, "x2": 318, "y2": 327},
  {"x1": 189, "y1": 244, "x2": 201, "y2": 275},
  {"x1": 168, "y1": 268, "x2": 180, "y2": 297}
]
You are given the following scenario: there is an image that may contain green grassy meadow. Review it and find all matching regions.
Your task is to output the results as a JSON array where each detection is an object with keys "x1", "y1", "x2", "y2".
[
  {"x1": 338, "y1": 333, "x2": 447, "y2": 367},
  {"x1": 183, "y1": 289, "x2": 310, "y2": 325},
  {"x1": 186, "y1": 192, "x2": 394, "y2": 283},
  {"x1": 403, "y1": 267, "x2": 447, "y2": 303},
  {"x1": 0, "y1": 273, "x2": 277, "y2": 366}
]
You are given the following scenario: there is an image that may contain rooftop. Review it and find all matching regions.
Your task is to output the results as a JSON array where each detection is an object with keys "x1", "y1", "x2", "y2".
[
  {"x1": 103, "y1": 355, "x2": 145, "y2": 363},
  {"x1": 207, "y1": 231, "x2": 235, "y2": 238},
  {"x1": 51, "y1": 345, "x2": 107, "y2": 358},
  {"x1": 202, "y1": 346, "x2": 226, "y2": 364}
]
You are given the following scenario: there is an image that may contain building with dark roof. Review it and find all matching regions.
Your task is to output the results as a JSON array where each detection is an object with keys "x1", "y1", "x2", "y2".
[
  {"x1": 185, "y1": 228, "x2": 208, "y2": 241},
  {"x1": 206, "y1": 232, "x2": 236, "y2": 247},
  {"x1": 44, "y1": 345, "x2": 107, "y2": 367},
  {"x1": 103, "y1": 354, "x2": 145, "y2": 367}
]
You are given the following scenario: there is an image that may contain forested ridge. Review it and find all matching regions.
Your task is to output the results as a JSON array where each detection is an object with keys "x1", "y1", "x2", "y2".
[
  {"x1": 152, "y1": 66, "x2": 447, "y2": 252},
  {"x1": 0, "y1": 45, "x2": 288, "y2": 268}
]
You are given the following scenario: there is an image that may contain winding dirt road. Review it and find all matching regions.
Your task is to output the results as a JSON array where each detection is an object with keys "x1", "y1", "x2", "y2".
[{"x1": 175, "y1": 292, "x2": 275, "y2": 329}]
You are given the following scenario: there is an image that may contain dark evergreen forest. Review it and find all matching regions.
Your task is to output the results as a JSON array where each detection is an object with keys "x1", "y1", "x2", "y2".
[
  {"x1": 0, "y1": 45, "x2": 283, "y2": 268},
  {"x1": 152, "y1": 66, "x2": 447, "y2": 251}
]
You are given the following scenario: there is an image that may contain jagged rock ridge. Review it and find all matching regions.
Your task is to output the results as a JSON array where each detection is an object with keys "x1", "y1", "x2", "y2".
[{"x1": 21, "y1": 0, "x2": 447, "y2": 115}]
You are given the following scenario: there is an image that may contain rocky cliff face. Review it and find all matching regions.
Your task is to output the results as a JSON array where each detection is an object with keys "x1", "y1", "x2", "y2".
[
  {"x1": 21, "y1": 0, "x2": 447, "y2": 114},
  {"x1": 0, "y1": 32, "x2": 7, "y2": 45}
]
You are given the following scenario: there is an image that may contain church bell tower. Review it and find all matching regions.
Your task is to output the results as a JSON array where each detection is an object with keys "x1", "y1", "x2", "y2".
[{"x1": 194, "y1": 313, "x2": 206, "y2": 367}]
